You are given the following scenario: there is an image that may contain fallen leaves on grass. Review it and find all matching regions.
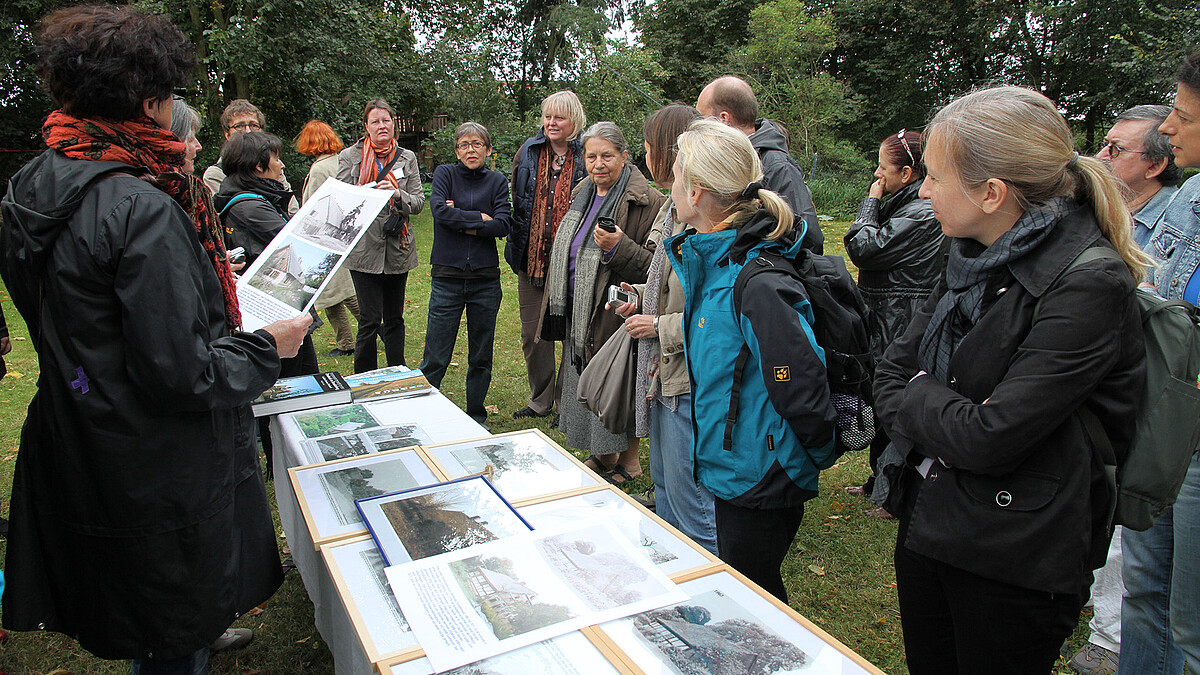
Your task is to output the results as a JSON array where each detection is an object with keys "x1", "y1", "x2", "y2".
[
  {"x1": 808, "y1": 564, "x2": 826, "y2": 576},
  {"x1": 485, "y1": 405, "x2": 499, "y2": 414}
]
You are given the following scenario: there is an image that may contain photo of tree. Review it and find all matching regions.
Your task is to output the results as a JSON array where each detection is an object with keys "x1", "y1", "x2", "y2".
[
  {"x1": 246, "y1": 235, "x2": 340, "y2": 311},
  {"x1": 293, "y1": 403, "x2": 381, "y2": 439},
  {"x1": 537, "y1": 533, "x2": 651, "y2": 611},
  {"x1": 318, "y1": 460, "x2": 421, "y2": 526},
  {"x1": 258, "y1": 374, "x2": 322, "y2": 401},
  {"x1": 303, "y1": 423, "x2": 430, "y2": 463},
  {"x1": 448, "y1": 554, "x2": 576, "y2": 640}
]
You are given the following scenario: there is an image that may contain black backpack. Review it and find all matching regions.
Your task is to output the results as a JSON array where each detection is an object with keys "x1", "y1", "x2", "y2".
[{"x1": 728, "y1": 248, "x2": 876, "y2": 466}]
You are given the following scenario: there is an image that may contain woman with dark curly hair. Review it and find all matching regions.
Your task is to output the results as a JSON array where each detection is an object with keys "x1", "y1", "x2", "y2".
[{"x1": 0, "y1": 5, "x2": 309, "y2": 670}]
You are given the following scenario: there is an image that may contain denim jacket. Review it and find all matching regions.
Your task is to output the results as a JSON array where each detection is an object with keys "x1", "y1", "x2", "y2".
[
  {"x1": 1133, "y1": 184, "x2": 1180, "y2": 250},
  {"x1": 1144, "y1": 175, "x2": 1200, "y2": 300}
]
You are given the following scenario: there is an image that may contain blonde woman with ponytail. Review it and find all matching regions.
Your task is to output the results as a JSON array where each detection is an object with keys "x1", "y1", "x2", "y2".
[
  {"x1": 872, "y1": 86, "x2": 1147, "y2": 675},
  {"x1": 665, "y1": 119, "x2": 837, "y2": 602}
]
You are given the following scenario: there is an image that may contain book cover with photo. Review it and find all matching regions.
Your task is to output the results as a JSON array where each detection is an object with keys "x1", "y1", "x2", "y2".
[
  {"x1": 346, "y1": 365, "x2": 434, "y2": 401},
  {"x1": 251, "y1": 371, "x2": 351, "y2": 417}
]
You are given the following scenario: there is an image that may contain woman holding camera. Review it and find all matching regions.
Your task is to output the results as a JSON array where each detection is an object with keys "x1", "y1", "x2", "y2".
[
  {"x1": 339, "y1": 98, "x2": 424, "y2": 373},
  {"x1": 538, "y1": 121, "x2": 665, "y2": 482}
]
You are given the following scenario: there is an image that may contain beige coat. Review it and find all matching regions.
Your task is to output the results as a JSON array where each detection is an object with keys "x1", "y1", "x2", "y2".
[
  {"x1": 337, "y1": 140, "x2": 424, "y2": 275},
  {"x1": 304, "y1": 153, "x2": 357, "y2": 310},
  {"x1": 636, "y1": 200, "x2": 690, "y2": 397}
]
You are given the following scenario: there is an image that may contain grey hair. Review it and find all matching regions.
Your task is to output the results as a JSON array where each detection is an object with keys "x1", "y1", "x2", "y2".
[
  {"x1": 580, "y1": 121, "x2": 628, "y2": 155},
  {"x1": 169, "y1": 97, "x2": 200, "y2": 141},
  {"x1": 454, "y1": 121, "x2": 491, "y2": 148},
  {"x1": 1114, "y1": 104, "x2": 1182, "y2": 186}
]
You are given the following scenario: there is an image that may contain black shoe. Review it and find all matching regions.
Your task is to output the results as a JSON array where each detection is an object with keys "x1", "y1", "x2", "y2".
[
  {"x1": 325, "y1": 348, "x2": 354, "y2": 357},
  {"x1": 550, "y1": 413, "x2": 560, "y2": 429},
  {"x1": 512, "y1": 406, "x2": 552, "y2": 420}
]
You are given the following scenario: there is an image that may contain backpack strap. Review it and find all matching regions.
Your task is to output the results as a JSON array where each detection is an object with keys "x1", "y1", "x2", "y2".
[
  {"x1": 724, "y1": 344, "x2": 753, "y2": 451},
  {"x1": 218, "y1": 191, "x2": 268, "y2": 218}
]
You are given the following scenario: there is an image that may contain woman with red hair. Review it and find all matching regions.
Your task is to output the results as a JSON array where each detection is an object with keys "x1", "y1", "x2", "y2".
[{"x1": 297, "y1": 120, "x2": 359, "y2": 357}]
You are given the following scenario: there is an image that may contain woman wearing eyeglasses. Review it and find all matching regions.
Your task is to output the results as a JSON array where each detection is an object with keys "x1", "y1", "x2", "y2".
[
  {"x1": 843, "y1": 129, "x2": 947, "y2": 512},
  {"x1": 339, "y1": 98, "x2": 425, "y2": 373},
  {"x1": 419, "y1": 123, "x2": 512, "y2": 427}
]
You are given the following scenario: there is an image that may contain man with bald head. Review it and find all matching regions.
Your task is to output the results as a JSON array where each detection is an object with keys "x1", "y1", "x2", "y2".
[{"x1": 697, "y1": 76, "x2": 823, "y2": 252}]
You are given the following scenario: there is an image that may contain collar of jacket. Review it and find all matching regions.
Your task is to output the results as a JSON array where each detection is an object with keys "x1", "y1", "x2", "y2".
[
  {"x1": 1005, "y1": 199, "x2": 1108, "y2": 300},
  {"x1": 455, "y1": 161, "x2": 490, "y2": 179},
  {"x1": 571, "y1": 164, "x2": 654, "y2": 207}
]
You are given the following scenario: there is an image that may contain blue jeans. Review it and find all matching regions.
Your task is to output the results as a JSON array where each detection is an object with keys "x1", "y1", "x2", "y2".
[
  {"x1": 419, "y1": 275, "x2": 501, "y2": 424},
  {"x1": 131, "y1": 647, "x2": 209, "y2": 675},
  {"x1": 1119, "y1": 451, "x2": 1200, "y2": 674},
  {"x1": 648, "y1": 394, "x2": 717, "y2": 554}
]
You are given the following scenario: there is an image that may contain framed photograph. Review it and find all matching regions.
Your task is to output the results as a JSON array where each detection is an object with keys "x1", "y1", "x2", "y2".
[
  {"x1": 599, "y1": 568, "x2": 885, "y2": 675},
  {"x1": 290, "y1": 448, "x2": 440, "y2": 547},
  {"x1": 356, "y1": 475, "x2": 533, "y2": 566},
  {"x1": 289, "y1": 402, "x2": 382, "y2": 440},
  {"x1": 299, "y1": 423, "x2": 432, "y2": 465},
  {"x1": 424, "y1": 429, "x2": 601, "y2": 502},
  {"x1": 518, "y1": 488, "x2": 716, "y2": 577},
  {"x1": 381, "y1": 630, "x2": 625, "y2": 675},
  {"x1": 321, "y1": 535, "x2": 420, "y2": 664}
]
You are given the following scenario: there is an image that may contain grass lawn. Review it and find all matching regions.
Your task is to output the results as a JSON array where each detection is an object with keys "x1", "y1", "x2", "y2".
[{"x1": 0, "y1": 213, "x2": 1090, "y2": 674}]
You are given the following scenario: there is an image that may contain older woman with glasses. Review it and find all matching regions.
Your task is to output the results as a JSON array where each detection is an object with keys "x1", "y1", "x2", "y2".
[
  {"x1": 539, "y1": 121, "x2": 666, "y2": 483},
  {"x1": 339, "y1": 98, "x2": 425, "y2": 373},
  {"x1": 420, "y1": 123, "x2": 512, "y2": 427},
  {"x1": 843, "y1": 129, "x2": 946, "y2": 511}
]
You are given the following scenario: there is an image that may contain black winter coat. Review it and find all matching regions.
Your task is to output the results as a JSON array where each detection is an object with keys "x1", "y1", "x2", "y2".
[
  {"x1": 844, "y1": 181, "x2": 948, "y2": 360},
  {"x1": 749, "y1": 119, "x2": 823, "y2": 253},
  {"x1": 873, "y1": 201, "x2": 1144, "y2": 594},
  {"x1": 505, "y1": 130, "x2": 587, "y2": 275},
  {"x1": 0, "y1": 150, "x2": 284, "y2": 659},
  {"x1": 213, "y1": 172, "x2": 292, "y2": 265}
]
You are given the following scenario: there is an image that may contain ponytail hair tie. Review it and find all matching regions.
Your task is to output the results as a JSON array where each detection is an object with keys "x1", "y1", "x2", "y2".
[
  {"x1": 740, "y1": 181, "x2": 763, "y2": 200},
  {"x1": 1067, "y1": 151, "x2": 1079, "y2": 170}
]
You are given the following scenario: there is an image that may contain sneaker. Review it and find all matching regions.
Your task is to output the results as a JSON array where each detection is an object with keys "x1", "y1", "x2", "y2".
[
  {"x1": 630, "y1": 487, "x2": 656, "y2": 512},
  {"x1": 1069, "y1": 644, "x2": 1119, "y2": 675},
  {"x1": 210, "y1": 628, "x2": 253, "y2": 652},
  {"x1": 512, "y1": 406, "x2": 551, "y2": 420}
]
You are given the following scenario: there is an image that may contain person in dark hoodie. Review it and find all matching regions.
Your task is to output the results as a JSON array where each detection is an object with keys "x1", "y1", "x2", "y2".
[
  {"x1": 697, "y1": 76, "x2": 823, "y2": 253},
  {"x1": 666, "y1": 119, "x2": 836, "y2": 602},
  {"x1": 0, "y1": 5, "x2": 310, "y2": 670},
  {"x1": 214, "y1": 131, "x2": 318, "y2": 377},
  {"x1": 419, "y1": 123, "x2": 512, "y2": 427}
]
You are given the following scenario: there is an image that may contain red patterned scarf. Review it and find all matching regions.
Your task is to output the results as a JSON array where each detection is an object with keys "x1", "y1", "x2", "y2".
[
  {"x1": 43, "y1": 111, "x2": 242, "y2": 330},
  {"x1": 526, "y1": 144, "x2": 575, "y2": 285},
  {"x1": 357, "y1": 137, "x2": 408, "y2": 239}
]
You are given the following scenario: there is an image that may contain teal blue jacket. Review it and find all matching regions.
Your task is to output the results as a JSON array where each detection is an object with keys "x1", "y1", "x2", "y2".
[{"x1": 667, "y1": 209, "x2": 836, "y2": 505}]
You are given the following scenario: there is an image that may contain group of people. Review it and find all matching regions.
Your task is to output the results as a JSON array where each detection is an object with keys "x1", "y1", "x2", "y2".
[{"x1": 2, "y1": 4, "x2": 1200, "y2": 675}]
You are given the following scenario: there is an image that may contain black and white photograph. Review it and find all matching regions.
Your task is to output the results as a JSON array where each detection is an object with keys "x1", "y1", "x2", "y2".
[
  {"x1": 290, "y1": 449, "x2": 439, "y2": 544},
  {"x1": 356, "y1": 476, "x2": 532, "y2": 565},
  {"x1": 293, "y1": 190, "x2": 370, "y2": 253},
  {"x1": 384, "y1": 631, "x2": 620, "y2": 675},
  {"x1": 300, "y1": 423, "x2": 432, "y2": 464},
  {"x1": 323, "y1": 535, "x2": 419, "y2": 663},
  {"x1": 601, "y1": 571, "x2": 876, "y2": 675},
  {"x1": 518, "y1": 490, "x2": 712, "y2": 576},
  {"x1": 428, "y1": 430, "x2": 599, "y2": 501}
]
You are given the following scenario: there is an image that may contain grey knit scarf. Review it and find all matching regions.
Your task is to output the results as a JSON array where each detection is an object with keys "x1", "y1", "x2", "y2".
[
  {"x1": 917, "y1": 196, "x2": 1069, "y2": 382},
  {"x1": 545, "y1": 163, "x2": 633, "y2": 369}
]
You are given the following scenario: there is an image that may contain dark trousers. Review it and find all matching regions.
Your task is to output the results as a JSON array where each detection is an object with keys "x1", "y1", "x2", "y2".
[
  {"x1": 894, "y1": 520, "x2": 1085, "y2": 674},
  {"x1": 715, "y1": 498, "x2": 804, "y2": 603},
  {"x1": 862, "y1": 425, "x2": 890, "y2": 494},
  {"x1": 131, "y1": 647, "x2": 208, "y2": 674},
  {"x1": 419, "y1": 275, "x2": 502, "y2": 424},
  {"x1": 350, "y1": 270, "x2": 408, "y2": 373}
]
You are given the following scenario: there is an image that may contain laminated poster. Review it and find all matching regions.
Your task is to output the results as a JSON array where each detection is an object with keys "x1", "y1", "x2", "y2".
[
  {"x1": 386, "y1": 520, "x2": 687, "y2": 672},
  {"x1": 235, "y1": 178, "x2": 391, "y2": 331}
]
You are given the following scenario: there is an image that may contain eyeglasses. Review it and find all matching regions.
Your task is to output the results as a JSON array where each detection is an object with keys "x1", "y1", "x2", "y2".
[
  {"x1": 229, "y1": 121, "x2": 262, "y2": 131},
  {"x1": 897, "y1": 129, "x2": 916, "y2": 165},
  {"x1": 1100, "y1": 141, "x2": 1148, "y2": 160},
  {"x1": 456, "y1": 141, "x2": 487, "y2": 150}
]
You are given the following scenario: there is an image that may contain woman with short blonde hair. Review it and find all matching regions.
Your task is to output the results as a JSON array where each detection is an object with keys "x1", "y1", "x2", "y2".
[
  {"x1": 666, "y1": 119, "x2": 834, "y2": 601},
  {"x1": 873, "y1": 85, "x2": 1147, "y2": 673},
  {"x1": 508, "y1": 90, "x2": 590, "y2": 421}
]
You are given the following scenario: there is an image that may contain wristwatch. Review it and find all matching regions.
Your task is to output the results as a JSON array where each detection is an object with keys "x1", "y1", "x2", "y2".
[{"x1": 653, "y1": 316, "x2": 660, "y2": 334}]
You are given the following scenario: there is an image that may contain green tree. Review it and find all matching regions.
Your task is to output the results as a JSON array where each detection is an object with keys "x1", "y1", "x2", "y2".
[
  {"x1": 636, "y1": 0, "x2": 764, "y2": 102},
  {"x1": 573, "y1": 40, "x2": 668, "y2": 158},
  {"x1": 728, "y1": 0, "x2": 867, "y2": 174}
]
